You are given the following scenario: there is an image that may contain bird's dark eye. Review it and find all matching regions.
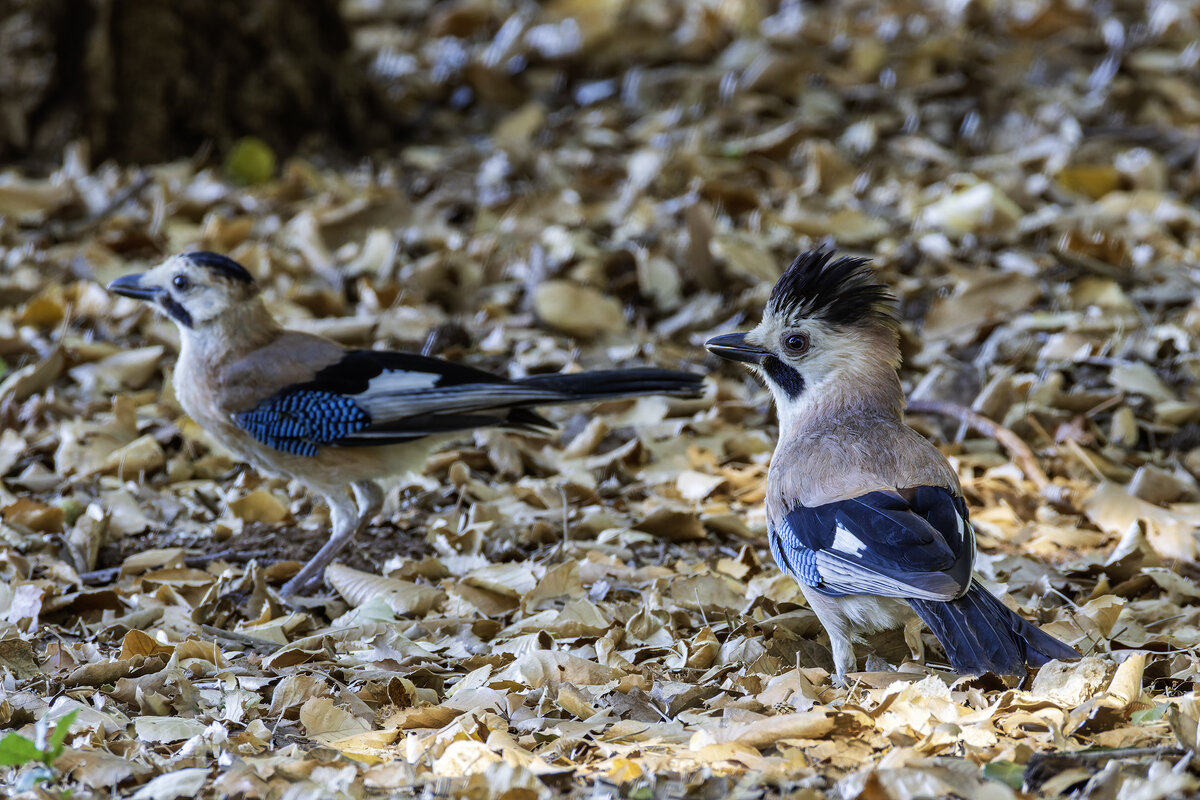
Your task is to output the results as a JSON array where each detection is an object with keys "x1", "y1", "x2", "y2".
[
  {"x1": 172, "y1": 275, "x2": 191, "y2": 291},
  {"x1": 782, "y1": 332, "x2": 810, "y2": 356}
]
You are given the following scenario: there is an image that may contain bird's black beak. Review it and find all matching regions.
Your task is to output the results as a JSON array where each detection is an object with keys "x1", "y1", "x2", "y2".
[
  {"x1": 705, "y1": 332, "x2": 769, "y2": 365},
  {"x1": 107, "y1": 273, "x2": 158, "y2": 301}
]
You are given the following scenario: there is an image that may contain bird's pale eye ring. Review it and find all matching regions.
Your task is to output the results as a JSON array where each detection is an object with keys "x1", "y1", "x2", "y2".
[
  {"x1": 782, "y1": 332, "x2": 810, "y2": 356},
  {"x1": 172, "y1": 275, "x2": 191, "y2": 291}
]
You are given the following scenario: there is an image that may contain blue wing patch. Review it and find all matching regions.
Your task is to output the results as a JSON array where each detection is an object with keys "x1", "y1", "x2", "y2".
[
  {"x1": 235, "y1": 390, "x2": 369, "y2": 456},
  {"x1": 770, "y1": 486, "x2": 974, "y2": 602},
  {"x1": 769, "y1": 528, "x2": 820, "y2": 586}
]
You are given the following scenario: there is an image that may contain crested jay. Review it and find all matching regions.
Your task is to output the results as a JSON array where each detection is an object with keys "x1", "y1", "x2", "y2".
[
  {"x1": 109, "y1": 251, "x2": 703, "y2": 598},
  {"x1": 706, "y1": 248, "x2": 1077, "y2": 680}
]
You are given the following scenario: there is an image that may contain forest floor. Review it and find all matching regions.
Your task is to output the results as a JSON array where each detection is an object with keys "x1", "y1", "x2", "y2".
[{"x1": 3, "y1": 0, "x2": 1200, "y2": 798}]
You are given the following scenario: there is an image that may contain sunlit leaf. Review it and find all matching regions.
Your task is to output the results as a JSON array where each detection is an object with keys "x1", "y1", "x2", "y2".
[{"x1": 0, "y1": 733, "x2": 43, "y2": 766}]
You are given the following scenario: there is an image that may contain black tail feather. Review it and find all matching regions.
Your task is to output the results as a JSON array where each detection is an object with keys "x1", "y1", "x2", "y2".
[
  {"x1": 518, "y1": 368, "x2": 705, "y2": 402},
  {"x1": 909, "y1": 584, "x2": 1078, "y2": 676}
]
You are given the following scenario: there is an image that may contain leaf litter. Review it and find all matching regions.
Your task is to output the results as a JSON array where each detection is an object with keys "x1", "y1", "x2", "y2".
[{"x1": 4, "y1": 0, "x2": 1200, "y2": 798}]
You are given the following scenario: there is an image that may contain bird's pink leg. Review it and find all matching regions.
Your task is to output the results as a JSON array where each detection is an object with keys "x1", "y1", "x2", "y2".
[{"x1": 279, "y1": 480, "x2": 383, "y2": 599}]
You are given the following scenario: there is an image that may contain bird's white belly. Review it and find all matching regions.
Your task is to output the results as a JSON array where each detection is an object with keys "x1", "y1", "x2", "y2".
[
  {"x1": 802, "y1": 586, "x2": 913, "y2": 637},
  {"x1": 837, "y1": 594, "x2": 914, "y2": 635}
]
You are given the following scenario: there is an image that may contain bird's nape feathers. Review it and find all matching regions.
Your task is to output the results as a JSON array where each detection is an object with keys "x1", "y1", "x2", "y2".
[{"x1": 766, "y1": 248, "x2": 896, "y2": 328}]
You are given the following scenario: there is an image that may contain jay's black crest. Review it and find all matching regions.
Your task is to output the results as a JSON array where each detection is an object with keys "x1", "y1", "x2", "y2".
[
  {"x1": 185, "y1": 251, "x2": 256, "y2": 284},
  {"x1": 766, "y1": 247, "x2": 897, "y2": 329}
]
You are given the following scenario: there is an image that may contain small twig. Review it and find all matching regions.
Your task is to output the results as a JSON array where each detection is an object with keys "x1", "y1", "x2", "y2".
[
  {"x1": 553, "y1": 483, "x2": 570, "y2": 561},
  {"x1": 198, "y1": 624, "x2": 280, "y2": 653},
  {"x1": 1045, "y1": 585, "x2": 1080, "y2": 611},
  {"x1": 1024, "y1": 745, "x2": 1188, "y2": 791},
  {"x1": 1144, "y1": 613, "x2": 1189, "y2": 630},
  {"x1": 183, "y1": 548, "x2": 273, "y2": 568},
  {"x1": 79, "y1": 567, "x2": 121, "y2": 586},
  {"x1": 906, "y1": 399, "x2": 1072, "y2": 506},
  {"x1": 1029, "y1": 745, "x2": 1185, "y2": 766},
  {"x1": 79, "y1": 548, "x2": 275, "y2": 585},
  {"x1": 60, "y1": 173, "x2": 155, "y2": 239}
]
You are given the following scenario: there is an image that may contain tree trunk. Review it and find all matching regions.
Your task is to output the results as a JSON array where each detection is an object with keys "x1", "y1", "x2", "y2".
[{"x1": 0, "y1": 0, "x2": 400, "y2": 165}]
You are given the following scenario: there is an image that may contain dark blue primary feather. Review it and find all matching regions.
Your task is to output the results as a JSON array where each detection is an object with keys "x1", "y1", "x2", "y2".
[
  {"x1": 232, "y1": 349, "x2": 703, "y2": 456},
  {"x1": 910, "y1": 586, "x2": 1080, "y2": 675}
]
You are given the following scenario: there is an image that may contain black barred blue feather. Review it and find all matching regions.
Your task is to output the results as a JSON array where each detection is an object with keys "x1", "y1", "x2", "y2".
[
  {"x1": 769, "y1": 533, "x2": 820, "y2": 586},
  {"x1": 235, "y1": 392, "x2": 370, "y2": 456}
]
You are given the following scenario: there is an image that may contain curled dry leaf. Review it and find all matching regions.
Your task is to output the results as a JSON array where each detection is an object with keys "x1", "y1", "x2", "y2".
[
  {"x1": 918, "y1": 181, "x2": 1024, "y2": 236},
  {"x1": 227, "y1": 488, "x2": 290, "y2": 524},
  {"x1": 689, "y1": 710, "x2": 848, "y2": 749},
  {"x1": 1030, "y1": 657, "x2": 1115, "y2": 707},
  {"x1": 298, "y1": 696, "x2": 372, "y2": 743},
  {"x1": 325, "y1": 563, "x2": 444, "y2": 615}
]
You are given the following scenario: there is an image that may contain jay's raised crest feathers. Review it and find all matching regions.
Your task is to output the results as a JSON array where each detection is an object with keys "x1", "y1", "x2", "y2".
[
  {"x1": 706, "y1": 248, "x2": 1077, "y2": 680},
  {"x1": 109, "y1": 252, "x2": 703, "y2": 599}
]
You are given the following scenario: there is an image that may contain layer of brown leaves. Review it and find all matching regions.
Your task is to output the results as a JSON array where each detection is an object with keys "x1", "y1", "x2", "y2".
[{"x1": 3, "y1": 0, "x2": 1200, "y2": 798}]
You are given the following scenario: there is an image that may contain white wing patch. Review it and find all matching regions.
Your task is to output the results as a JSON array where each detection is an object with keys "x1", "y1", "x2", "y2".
[
  {"x1": 358, "y1": 371, "x2": 442, "y2": 394},
  {"x1": 831, "y1": 523, "x2": 868, "y2": 556}
]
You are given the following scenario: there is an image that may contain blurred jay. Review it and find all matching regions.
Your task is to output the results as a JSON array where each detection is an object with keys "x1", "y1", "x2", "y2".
[
  {"x1": 109, "y1": 252, "x2": 703, "y2": 598},
  {"x1": 706, "y1": 249, "x2": 1076, "y2": 679}
]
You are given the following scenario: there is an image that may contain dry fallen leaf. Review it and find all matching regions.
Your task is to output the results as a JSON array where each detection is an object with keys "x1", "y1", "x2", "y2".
[{"x1": 533, "y1": 280, "x2": 627, "y2": 338}]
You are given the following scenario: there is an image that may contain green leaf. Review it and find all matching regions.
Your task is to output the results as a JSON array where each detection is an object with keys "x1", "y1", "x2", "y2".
[
  {"x1": 1132, "y1": 705, "x2": 1168, "y2": 725},
  {"x1": 224, "y1": 137, "x2": 277, "y2": 185},
  {"x1": 983, "y1": 760, "x2": 1024, "y2": 790},
  {"x1": 46, "y1": 709, "x2": 78, "y2": 762},
  {"x1": 0, "y1": 733, "x2": 44, "y2": 766},
  {"x1": 60, "y1": 500, "x2": 85, "y2": 527}
]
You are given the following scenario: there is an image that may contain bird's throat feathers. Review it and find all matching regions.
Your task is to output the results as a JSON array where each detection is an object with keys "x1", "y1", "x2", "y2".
[
  {"x1": 773, "y1": 327, "x2": 905, "y2": 436},
  {"x1": 178, "y1": 297, "x2": 281, "y2": 366}
]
